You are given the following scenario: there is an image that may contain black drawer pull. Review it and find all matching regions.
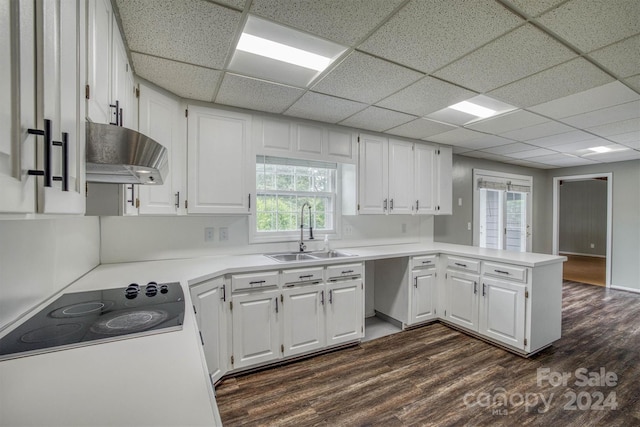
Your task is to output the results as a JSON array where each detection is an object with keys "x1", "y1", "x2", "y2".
[
  {"x1": 455, "y1": 262, "x2": 467, "y2": 268},
  {"x1": 494, "y1": 270, "x2": 510, "y2": 275},
  {"x1": 299, "y1": 274, "x2": 314, "y2": 279},
  {"x1": 421, "y1": 260, "x2": 431, "y2": 264},
  {"x1": 341, "y1": 270, "x2": 354, "y2": 274},
  {"x1": 249, "y1": 280, "x2": 266, "y2": 285}
]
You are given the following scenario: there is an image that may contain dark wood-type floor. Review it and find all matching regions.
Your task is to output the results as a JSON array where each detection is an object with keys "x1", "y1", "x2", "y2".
[
  {"x1": 562, "y1": 254, "x2": 607, "y2": 286},
  {"x1": 216, "y1": 281, "x2": 640, "y2": 426}
]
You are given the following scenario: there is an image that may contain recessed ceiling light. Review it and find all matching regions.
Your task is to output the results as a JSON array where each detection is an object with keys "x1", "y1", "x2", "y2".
[
  {"x1": 236, "y1": 33, "x2": 332, "y2": 72},
  {"x1": 589, "y1": 146, "x2": 612, "y2": 153},
  {"x1": 448, "y1": 101, "x2": 496, "y2": 118}
]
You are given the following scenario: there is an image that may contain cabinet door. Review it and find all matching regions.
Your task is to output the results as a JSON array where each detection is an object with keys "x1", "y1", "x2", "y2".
[
  {"x1": 231, "y1": 290, "x2": 280, "y2": 369},
  {"x1": 111, "y1": 27, "x2": 134, "y2": 129},
  {"x1": 191, "y1": 278, "x2": 227, "y2": 383},
  {"x1": 358, "y1": 133, "x2": 388, "y2": 214},
  {"x1": 445, "y1": 270, "x2": 479, "y2": 331},
  {"x1": 187, "y1": 106, "x2": 251, "y2": 214},
  {"x1": 0, "y1": 0, "x2": 36, "y2": 213},
  {"x1": 436, "y1": 145, "x2": 452, "y2": 214},
  {"x1": 410, "y1": 270, "x2": 437, "y2": 324},
  {"x1": 326, "y1": 279, "x2": 363, "y2": 346},
  {"x1": 326, "y1": 128, "x2": 354, "y2": 162},
  {"x1": 138, "y1": 84, "x2": 184, "y2": 215},
  {"x1": 296, "y1": 123, "x2": 323, "y2": 155},
  {"x1": 86, "y1": 0, "x2": 111, "y2": 124},
  {"x1": 38, "y1": 0, "x2": 84, "y2": 214},
  {"x1": 283, "y1": 284, "x2": 325, "y2": 357},
  {"x1": 479, "y1": 278, "x2": 526, "y2": 349},
  {"x1": 414, "y1": 144, "x2": 436, "y2": 214},
  {"x1": 388, "y1": 139, "x2": 414, "y2": 214}
]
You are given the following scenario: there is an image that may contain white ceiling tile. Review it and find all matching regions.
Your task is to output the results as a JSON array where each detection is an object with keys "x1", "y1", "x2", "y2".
[
  {"x1": 467, "y1": 110, "x2": 549, "y2": 134},
  {"x1": 608, "y1": 131, "x2": 640, "y2": 149},
  {"x1": 528, "y1": 81, "x2": 640, "y2": 119},
  {"x1": 483, "y1": 142, "x2": 538, "y2": 155},
  {"x1": 462, "y1": 135, "x2": 516, "y2": 150},
  {"x1": 500, "y1": 0, "x2": 568, "y2": 17},
  {"x1": 499, "y1": 120, "x2": 575, "y2": 141},
  {"x1": 453, "y1": 146, "x2": 474, "y2": 154},
  {"x1": 461, "y1": 151, "x2": 514, "y2": 162},
  {"x1": 526, "y1": 130, "x2": 599, "y2": 147},
  {"x1": 624, "y1": 74, "x2": 640, "y2": 92},
  {"x1": 284, "y1": 92, "x2": 366, "y2": 123},
  {"x1": 488, "y1": 58, "x2": 615, "y2": 108},
  {"x1": 504, "y1": 158, "x2": 557, "y2": 168},
  {"x1": 376, "y1": 77, "x2": 476, "y2": 117},
  {"x1": 425, "y1": 128, "x2": 488, "y2": 145},
  {"x1": 536, "y1": 0, "x2": 640, "y2": 52},
  {"x1": 426, "y1": 109, "x2": 478, "y2": 126},
  {"x1": 215, "y1": 74, "x2": 304, "y2": 114},
  {"x1": 581, "y1": 148, "x2": 640, "y2": 162},
  {"x1": 527, "y1": 153, "x2": 600, "y2": 166},
  {"x1": 213, "y1": 0, "x2": 246, "y2": 9},
  {"x1": 385, "y1": 118, "x2": 457, "y2": 140},
  {"x1": 559, "y1": 100, "x2": 640, "y2": 128},
  {"x1": 504, "y1": 147, "x2": 559, "y2": 159},
  {"x1": 587, "y1": 118, "x2": 640, "y2": 137},
  {"x1": 312, "y1": 52, "x2": 423, "y2": 104},
  {"x1": 249, "y1": 0, "x2": 403, "y2": 45},
  {"x1": 340, "y1": 107, "x2": 416, "y2": 133},
  {"x1": 551, "y1": 138, "x2": 614, "y2": 154},
  {"x1": 116, "y1": 0, "x2": 241, "y2": 69},
  {"x1": 132, "y1": 53, "x2": 221, "y2": 101},
  {"x1": 588, "y1": 35, "x2": 640, "y2": 79},
  {"x1": 434, "y1": 25, "x2": 575, "y2": 92},
  {"x1": 359, "y1": 0, "x2": 522, "y2": 73}
]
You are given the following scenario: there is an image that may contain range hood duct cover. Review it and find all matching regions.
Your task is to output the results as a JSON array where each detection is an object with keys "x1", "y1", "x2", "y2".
[{"x1": 86, "y1": 122, "x2": 168, "y2": 184}]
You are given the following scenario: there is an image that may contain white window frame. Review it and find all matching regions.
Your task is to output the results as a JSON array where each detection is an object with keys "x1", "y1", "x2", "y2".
[
  {"x1": 473, "y1": 169, "x2": 533, "y2": 252},
  {"x1": 250, "y1": 156, "x2": 342, "y2": 244}
]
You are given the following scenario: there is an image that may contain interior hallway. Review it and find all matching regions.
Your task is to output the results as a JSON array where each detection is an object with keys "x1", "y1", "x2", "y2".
[{"x1": 561, "y1": 253, "x2": 606, "y2": 286}]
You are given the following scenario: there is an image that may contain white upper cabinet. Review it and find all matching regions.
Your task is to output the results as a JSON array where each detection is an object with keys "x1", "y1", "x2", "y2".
[
  {"x1": 137, "y1": 84, "x2": 185, "y2": 215},
  {"x1": 0, "y1": 0, "x2": 36, "y2": 213},
  {"x1": 435, "y1": 145, "x2": 453, "y2": 214},
  {"x1": 388, "y1": 139, "x2": 414, "y2": 214},
  {"x1": 414, "y1": 143, "x2": 437, "y2": 214},
  {"x1": 187, "y1": 105, "x2": 251, "y2": 214},
  {"x1": 358, "y1": 133, "x2": 388, "y2": 214},
  {"x1": 253, "y1": 116, "x2": 355, "y2": 163},
  {"x1": 86, "y1": 0, "x2": 134, "y2": 129}
]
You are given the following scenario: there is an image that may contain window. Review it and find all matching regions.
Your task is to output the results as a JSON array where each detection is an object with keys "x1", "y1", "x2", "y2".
[
  {"x1": 255, "y1": 156, "x2": 337, "y2": 237},
  {"x1": 473, "y1": 169, "x2": 532, "y2": 252}
]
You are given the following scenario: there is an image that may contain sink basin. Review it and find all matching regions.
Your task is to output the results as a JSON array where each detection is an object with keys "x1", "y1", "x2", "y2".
[
  {"x1": 266, "y1": 253, "x2": 317, "y2": 262},
  {"x1": 308, "y1": 250, "x2": 354, "y2": 259},
  {"x1": 265, "y1": 250, "x2": 355, "y2": 262}
]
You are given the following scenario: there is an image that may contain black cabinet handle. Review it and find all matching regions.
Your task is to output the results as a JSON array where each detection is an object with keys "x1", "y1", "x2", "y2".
[
  {"x1": 175, "y1": 191, "x2": 180, "y2": 208},
  {"x1": 51, "y1": 132, "x2": 68, "y2": 191},
  {"x1": 329, "y1": 289, "x2": 333, "y2": 304},
  {"x1": 299, "y1": 274, "x2": 314, "y2": 280},
  {"x1": 494, "y1": 269, "x2": 510, "y2": 275},
  {"x1": 416, "y1": 199, "x2": 419, "y2": 211},
  {"x1": 275, "y1": 297, "x2": 278, "y2": 313},
  {"x1": 383, "y1": 198, "x2": 387, "y2": 211},
  {"x1": 474, "y1": 281, "x2": 477, "y2": 294},
  {"x1": 483, "y1": 283, "x2": 486, "y2": 296},
  {"x1": 455, "y1": 262, "x2": 467, "y2": 268},
  {"x1": 341, "y1": 270, "x2": 354, "y2": 274},
  {"x1": 421, "y1": 260, "x2": 431, "y2": 265},
  {"x1": 320, "y1": 290, "x2": 325, "y2": 306},
  {"x1": 390, "y1": 198, "x2": 394, "y2": 211},
  {"x1": 127, "y1": 185, "x2": 135, "y2": 206},
  {"x1": 110, "y1": 100, "x2": 120, "y2": 126},
  {"x1": 249, "y1": 280, "x2": 266, "y2": 285},
  {"x1": 27, "y1": 119, "x2": 52, "y2": 187}
]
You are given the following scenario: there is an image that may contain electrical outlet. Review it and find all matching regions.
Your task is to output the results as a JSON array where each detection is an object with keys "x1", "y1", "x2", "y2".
[
  {"x1": 219, "y1": 227, "x2": 229, "y2": 241},
  {"x1": 458, "y1": 198, "x2": 462, "y2": 207},
  {"x1": 204, "y1": 227, "x2": 214, "y2": 242},
  {"x1": 590, "y1": 243, "x2": 595, "y2": 248},
  {"x1": 344, "y1": 225, "x2": 353, "y2": 236}
]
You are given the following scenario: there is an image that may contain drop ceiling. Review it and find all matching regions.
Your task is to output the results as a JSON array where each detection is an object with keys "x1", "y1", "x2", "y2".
[{"x1": 113, "y1": 0, "x2": 640, "y2": 169}]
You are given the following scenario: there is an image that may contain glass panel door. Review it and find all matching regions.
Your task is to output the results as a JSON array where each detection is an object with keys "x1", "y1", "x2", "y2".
[{"x1": 479, "y1": 190, "x2": 529, "y2": 252}]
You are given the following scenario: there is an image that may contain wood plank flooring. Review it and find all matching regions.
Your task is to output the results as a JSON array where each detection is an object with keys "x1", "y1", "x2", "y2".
[
  {"x1": 562, "y1": 254, "x2": 606, "y2": 286},
  {"x1": 216, "y1": 281, "x2": 640, "y2": 426}
]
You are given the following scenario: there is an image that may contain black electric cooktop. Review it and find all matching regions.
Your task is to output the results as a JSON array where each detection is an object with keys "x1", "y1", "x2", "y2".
[{"x1": 0, "y1": 282, "x2": 185, "y2": 361}]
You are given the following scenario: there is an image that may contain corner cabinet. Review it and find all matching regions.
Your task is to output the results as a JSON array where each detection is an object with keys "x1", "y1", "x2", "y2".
[{"x1": 187, "y1": 106, "x2": 251, "y2": 215}]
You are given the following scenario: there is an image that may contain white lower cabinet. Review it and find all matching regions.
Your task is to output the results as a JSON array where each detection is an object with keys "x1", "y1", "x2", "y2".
[
  {"x1": 190, "y1": 277, "x2": 227, "y2": 384},
  {"x1": 410, "y1": 268, "x2": 437, "y2": 324},
  {"x1": 282, "y1": 283, "x2": 326, "y2": 357},
  {"x1": 326, "y1": 278, "x2": 364, "y2": 346},
  {"x1": 479, "y1": 277, "x2": 526, "y2": 349},
  {"x1": 445, "y1": 269, "x2": 480, "y2": 331},
  {"x1": 231, "y1": 288, "x2": 281, "y2": 370}
]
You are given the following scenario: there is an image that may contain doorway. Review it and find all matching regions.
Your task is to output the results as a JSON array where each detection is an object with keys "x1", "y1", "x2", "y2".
[{"x1": 552, "y1": 173, "x2": 612, "y2": 287}]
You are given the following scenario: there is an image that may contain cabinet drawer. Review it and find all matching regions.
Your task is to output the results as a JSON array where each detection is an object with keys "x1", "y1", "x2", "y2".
[
  {"x1": 412, "y1": 255, "x2": 437, "y2": 270},
  {"x1": 483, "y1": 262, "x2": 528, "y2": 283},
  {"x1": 326, "y1": 263, "x2": 363, "y2": 280},
  {"x1": 446, "y1": 256, "x2": 480, "y2": 273},
  {"x1": 282, "y1": 266, "x2": 324, "y2": 285},
  {"x1": 231, "y1": 271, "x2": 279, "y2": 292}
]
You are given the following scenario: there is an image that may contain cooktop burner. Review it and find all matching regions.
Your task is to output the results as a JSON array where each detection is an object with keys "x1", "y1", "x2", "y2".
[{"x1": 0, "y1": 282, "x2": 184, "y2": 361}]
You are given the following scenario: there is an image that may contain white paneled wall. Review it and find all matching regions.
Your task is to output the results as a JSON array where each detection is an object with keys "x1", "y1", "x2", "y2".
[
  {"x1": 99, "y1": 215, "x2": 434, "y2": 264},
  {"x1": 0, "y1": 217, "x2": 100, "y2": 329}
]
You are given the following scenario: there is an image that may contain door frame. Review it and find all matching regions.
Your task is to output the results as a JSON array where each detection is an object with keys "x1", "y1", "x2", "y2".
[{"x1": 552, "y1": 173, "x2": 612, "y2": 287}]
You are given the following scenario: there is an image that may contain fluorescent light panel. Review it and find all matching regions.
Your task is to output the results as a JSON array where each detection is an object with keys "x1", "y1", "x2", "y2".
[
  {"x1": 237, "y1": 33, "x2": 332, "y2": 72},
  {"x1": 449, "y1": 101, "x2": 496, "y2": 118},
  {"x1": 588, "y1": 146, "x2": 612, "y2": 153}
]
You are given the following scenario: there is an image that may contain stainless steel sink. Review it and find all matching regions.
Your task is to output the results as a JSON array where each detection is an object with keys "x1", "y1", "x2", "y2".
[
  {"x1": 308, "y1": 250, "x2": 354, "y2": 259},
  {"x1": 265, "y1": 250, "x2": 355, "y2": 262},
  {"x1": 266, "y1": 253, "x2": 317, "y2": 262}
]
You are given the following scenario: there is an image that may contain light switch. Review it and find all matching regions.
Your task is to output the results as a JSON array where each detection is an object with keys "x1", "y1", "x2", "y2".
[{"x1": 458, "y1": 198, "x2": 463, "y2": 206}]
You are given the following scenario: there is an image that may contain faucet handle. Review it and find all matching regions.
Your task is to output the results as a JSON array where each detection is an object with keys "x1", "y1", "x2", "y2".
[{"x1": 299, "y1": 242, "x2": 307, "y2": 252}]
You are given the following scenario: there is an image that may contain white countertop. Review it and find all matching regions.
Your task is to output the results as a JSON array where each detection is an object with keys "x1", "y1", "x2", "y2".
[{"x1": 0, "y1": 242, "x2": 565, "y2": 427}]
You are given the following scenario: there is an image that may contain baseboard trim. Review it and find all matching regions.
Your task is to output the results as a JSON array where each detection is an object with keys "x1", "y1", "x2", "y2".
[
  {"x1": 559, "y1": 251, "x2": 606, "y2": 258},
  {"x1": 610, "y1": 285, "x2": 640, "y2": 294}
]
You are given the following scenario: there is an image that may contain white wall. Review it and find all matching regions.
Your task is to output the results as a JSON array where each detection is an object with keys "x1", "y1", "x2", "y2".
[
  {"x1": 0, "y1": 217, "x2": 100, "y2": 329},
  {"x1": 99, "y1": 214, "x2": 433, "y2": 264}
]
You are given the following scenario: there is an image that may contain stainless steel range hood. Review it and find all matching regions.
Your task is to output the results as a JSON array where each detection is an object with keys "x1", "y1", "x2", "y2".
[{"x1": 86, "y1": 121, "x2": 168, "y2": 184}]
